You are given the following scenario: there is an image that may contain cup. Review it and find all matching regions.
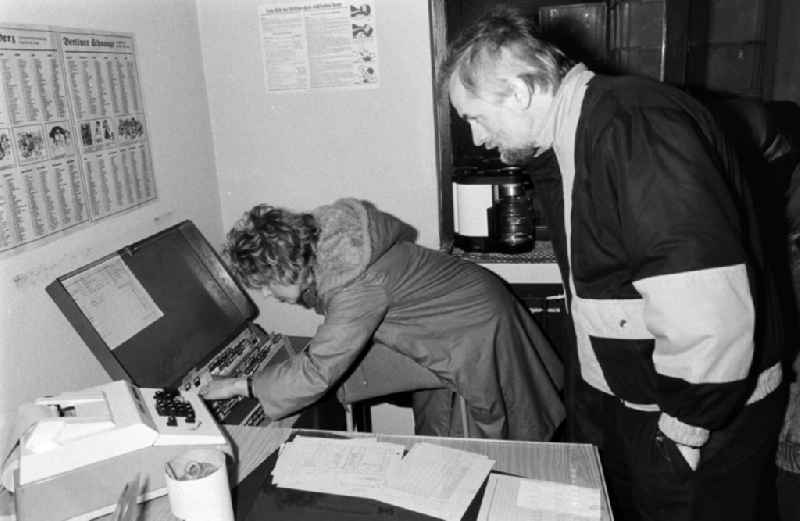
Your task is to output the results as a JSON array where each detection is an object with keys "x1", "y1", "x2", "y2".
[{"x1": 164, "y1": 448, "x2": 234, "y2": 521}]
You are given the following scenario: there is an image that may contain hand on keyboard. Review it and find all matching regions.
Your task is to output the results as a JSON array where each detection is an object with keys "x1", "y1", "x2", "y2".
[{"x1": 198, "y1": 376, "x2": 248, "y2": 400}]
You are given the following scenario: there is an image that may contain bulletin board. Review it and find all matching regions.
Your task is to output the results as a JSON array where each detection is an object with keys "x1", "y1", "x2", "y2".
[{"x1": 0, "y1": 24, "x2": 157, "y2": 255}]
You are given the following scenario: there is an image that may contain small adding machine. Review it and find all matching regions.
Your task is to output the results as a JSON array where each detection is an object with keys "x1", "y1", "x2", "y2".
[{"x1": 13, "y1": 380, "x2": 230, "y2": 521}]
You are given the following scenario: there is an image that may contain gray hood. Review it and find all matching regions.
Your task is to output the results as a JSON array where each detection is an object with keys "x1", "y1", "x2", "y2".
[{"x1": 312, "y1": 198, "x2": 416, "y2": 299}]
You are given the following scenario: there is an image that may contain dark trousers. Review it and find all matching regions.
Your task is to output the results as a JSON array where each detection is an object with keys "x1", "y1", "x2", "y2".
[
  {"x1": 574, "y1": 382, "x2": 786, "y2": 521},
  {"x1": 777, "y1": 468, "x2": 800, "y2": 521}
]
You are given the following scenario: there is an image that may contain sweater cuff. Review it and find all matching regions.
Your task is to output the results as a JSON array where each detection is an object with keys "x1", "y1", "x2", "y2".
[{"x1": 658, "y1": 412, "x2": 709, "y2": 447}]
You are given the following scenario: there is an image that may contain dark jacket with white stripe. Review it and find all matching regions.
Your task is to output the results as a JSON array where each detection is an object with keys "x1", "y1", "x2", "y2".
[{"x1": 529, "y1": 74, "x2": 784, "y2": 447}]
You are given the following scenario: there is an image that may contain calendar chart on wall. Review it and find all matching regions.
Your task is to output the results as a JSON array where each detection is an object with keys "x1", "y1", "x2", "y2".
[{"x1": 0, "y1": 24, "x2": 156, "y2": 254}]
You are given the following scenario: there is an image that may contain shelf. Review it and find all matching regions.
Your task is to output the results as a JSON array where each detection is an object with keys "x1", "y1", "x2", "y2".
[{"x1": 452, "y1": 240, "x2": 557, "y2": 264}]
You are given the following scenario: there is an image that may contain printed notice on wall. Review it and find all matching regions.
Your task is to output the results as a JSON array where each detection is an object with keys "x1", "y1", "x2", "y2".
[
  {"x1": 0, "y1": 24, "x2": 157, "y2": 255},
  {"x1": 258, "y1": 0, "x2": 379, "y2": 91}
]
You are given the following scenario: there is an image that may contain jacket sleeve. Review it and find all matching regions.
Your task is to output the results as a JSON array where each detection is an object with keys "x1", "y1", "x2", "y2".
[
  {"x1": 251, "y1": 274, "x2": 389, "y2": 420},
  {"x1": 597, "y1": 106, "x2": 755, "y2": 446}
]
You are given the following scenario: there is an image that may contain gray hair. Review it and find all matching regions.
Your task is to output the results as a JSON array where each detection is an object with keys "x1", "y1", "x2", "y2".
[{"x1": 438, "y1": 6, "x2": 574, "y2": 103}]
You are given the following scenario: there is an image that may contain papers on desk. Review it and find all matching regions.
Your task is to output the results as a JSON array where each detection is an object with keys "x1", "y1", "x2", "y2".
[
  {"x1": 272, "y1": 436, "x2": 404, "y2": 496},
  {"x1": 477, "y1": 473, "x2": 601, "y2": 521},
  {"x1": 382, "y1": 442, "x2": 496, "y2": 521},
  {"x1": 272, "y1": 436, "x2": 495, "y2": 521}
]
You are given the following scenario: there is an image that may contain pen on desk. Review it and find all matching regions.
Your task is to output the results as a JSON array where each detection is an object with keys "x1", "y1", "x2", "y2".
[
  {"x1": 165, "y1": 461, "x2": 178, "y2": 480},
  {"x1": 111, "y1": 476, "x2": 140, "y2": 521},
  {"x1": 111, "y1": 483, "x2": 129, "y2": 521}
]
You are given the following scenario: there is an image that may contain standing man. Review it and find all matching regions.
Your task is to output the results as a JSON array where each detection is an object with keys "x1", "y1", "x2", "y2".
[
  {"x1": 202, "y1": 198, "x2": 565, "y2": 441},
  {"x1": 439, "y1": 7, "x2": 785, "y2": 521}
]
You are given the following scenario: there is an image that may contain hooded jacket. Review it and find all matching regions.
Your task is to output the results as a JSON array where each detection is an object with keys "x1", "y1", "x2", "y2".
[{"x1": 251, "y1": 198, "x2": 565, "y2": 440}]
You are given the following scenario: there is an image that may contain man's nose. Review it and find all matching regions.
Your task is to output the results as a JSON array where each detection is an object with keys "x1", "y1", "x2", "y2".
[{"x1": 470, "y1": 123, "x2": 488, "y2": 147}]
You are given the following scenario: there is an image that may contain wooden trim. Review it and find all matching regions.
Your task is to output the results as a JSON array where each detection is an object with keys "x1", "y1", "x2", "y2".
[{"x1": 430, "y1": 0, "x2": 454, "y2": 251}]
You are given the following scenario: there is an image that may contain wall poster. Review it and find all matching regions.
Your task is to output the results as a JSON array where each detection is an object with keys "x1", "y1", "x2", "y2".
[
  {"x1": 258, "y1": 0, "x2": 379, "y2": 91},
  {"x1": 0, "y1": 24, "x2": 157, "y2": 255}
]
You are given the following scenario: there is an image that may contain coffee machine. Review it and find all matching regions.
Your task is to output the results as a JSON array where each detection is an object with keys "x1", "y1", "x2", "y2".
[{"x1": 452, "y1": 166, "x2": 535, "y2": 254}]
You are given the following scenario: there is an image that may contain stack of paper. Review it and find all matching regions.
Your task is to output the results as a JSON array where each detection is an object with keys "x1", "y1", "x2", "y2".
[
  {"x1": 477, "y1": 474, "x2": 601, "y2": 520},
  {"x1": 272, "y1": 436, "x2": 495, "y2": 521}
]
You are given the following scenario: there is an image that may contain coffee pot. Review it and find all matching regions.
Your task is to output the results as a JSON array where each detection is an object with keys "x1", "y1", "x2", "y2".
[
  {"x1": 488, "y1": 171, "x2": 535, "y2": 253},
  {"x1": 452, "y1": 166, "x2": 534, "y2": 253}
]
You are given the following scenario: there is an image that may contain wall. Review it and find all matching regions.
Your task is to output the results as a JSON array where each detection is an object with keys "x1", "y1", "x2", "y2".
[
  {"x1": 0, "y1": 0, "x2": 221, "y2": 452},
  {"x1": 194, "y1": 0, "x2": 439, "y2": 336}
]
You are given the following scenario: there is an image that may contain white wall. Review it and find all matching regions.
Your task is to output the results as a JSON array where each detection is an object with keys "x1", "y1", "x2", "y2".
[
  {"x1": 195, "y1": 0, "x2": 439, "y2": 336},
  {"x1": 0, "y1": 1, "x2": 221, "y2": 451}
]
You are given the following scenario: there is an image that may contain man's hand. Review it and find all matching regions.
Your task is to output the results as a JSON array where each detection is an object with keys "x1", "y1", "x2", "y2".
[
  {"x1": 675, "y1": 443, "x2": 701, "y2": 471},
  {"x1": 198, "y1": 376, "x2": 248, "y2": 400}
]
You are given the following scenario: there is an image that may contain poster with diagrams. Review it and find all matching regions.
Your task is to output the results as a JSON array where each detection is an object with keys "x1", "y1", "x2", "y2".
[
  {"x1": 0, "y1": 25, "x2": 156, "y2": 254},
  {"x1": 258, "y1": 0, "x2": 379, "y2": 91}
]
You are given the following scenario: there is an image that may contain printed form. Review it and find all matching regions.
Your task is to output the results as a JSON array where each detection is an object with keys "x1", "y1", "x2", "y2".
[
  {"x1": 383, "y1": 442, "x2": 495, "y2": 521},
  {"x1": 272, "y1": 436, "x2": 495, "y2": 521},
  {"x1": 272, "y1": 436, "x2": 404, "y2": 496},
  {"x1": 61, "y1": 254, "x2": 162, "y2": 348},
  {"x1": 477, "y1": 473, "x2": 601, "y2": 520}
]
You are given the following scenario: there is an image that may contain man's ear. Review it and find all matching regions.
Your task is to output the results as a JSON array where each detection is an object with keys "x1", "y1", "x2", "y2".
[{"x1": 505, "y1": 77, "x2": 533, "y2": 110}]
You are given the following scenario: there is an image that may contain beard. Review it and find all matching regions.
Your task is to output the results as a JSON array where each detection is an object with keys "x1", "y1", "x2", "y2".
[{"x1": 499, "y1": 143, "x2": 540, "y2": 165}]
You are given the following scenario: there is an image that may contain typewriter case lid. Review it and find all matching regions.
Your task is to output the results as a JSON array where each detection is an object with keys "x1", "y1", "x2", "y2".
[{"x1": 46, "y1": 220, "x2": 257, "y2": 388}]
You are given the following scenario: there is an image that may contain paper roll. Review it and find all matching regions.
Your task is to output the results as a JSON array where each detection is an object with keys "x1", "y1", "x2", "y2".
[{"x1": 164, "y1": 448, "x2": 233, "y2": 521}]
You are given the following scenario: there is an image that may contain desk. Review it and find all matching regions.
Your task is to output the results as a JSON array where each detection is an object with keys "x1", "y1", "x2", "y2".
[{"x1": 122, "y1": 425, "x2": 613, "y2": 521}]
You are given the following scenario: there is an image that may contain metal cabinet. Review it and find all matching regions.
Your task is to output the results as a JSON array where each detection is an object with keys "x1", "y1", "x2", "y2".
[{"x1": 686, "y1": 0, "x2": 777, "y2": 98}]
